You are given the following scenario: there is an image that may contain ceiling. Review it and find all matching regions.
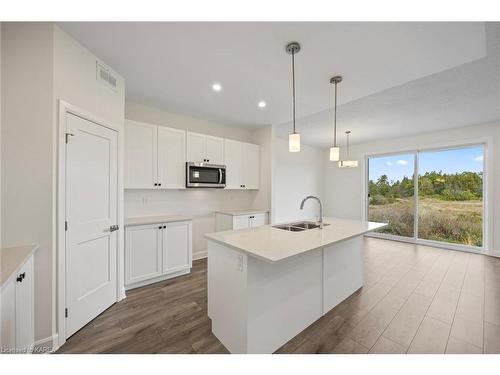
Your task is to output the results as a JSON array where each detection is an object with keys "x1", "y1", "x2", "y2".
[{"x1": 59, "y1": 22, "x2": 499, "y2": 146}]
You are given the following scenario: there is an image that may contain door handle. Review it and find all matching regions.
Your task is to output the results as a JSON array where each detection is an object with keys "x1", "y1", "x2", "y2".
[
  {"x1": 218, "y1": 169, "x2": 222, "y2": 184},
  {"x1": 106, "y1": 225, "x2": 119, "y2": 232}
]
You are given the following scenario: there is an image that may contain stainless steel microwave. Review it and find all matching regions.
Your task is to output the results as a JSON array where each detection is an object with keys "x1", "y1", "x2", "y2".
[{"x1": 186, "y1": 162, "x2": 226, "y2": 188}]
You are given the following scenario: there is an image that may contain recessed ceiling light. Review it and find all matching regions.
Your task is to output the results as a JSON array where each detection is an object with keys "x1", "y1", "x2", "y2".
[
  {"x1": 212, "y1": 83, "x2": 222, "y2": 92},
  {"x1": 258, "y1": 101, "x2": 267, "y2": 108}
]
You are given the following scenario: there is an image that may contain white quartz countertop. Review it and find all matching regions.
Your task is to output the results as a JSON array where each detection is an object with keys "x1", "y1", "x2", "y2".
[
  {"x1": 1, "y1": 245, "x2": 39, "y2": 289},
  {"x1": 125, "y1": 215, "x2": 192, "y2": 227},
  {"x1": 205, "y1": 217, "x2": 387, "y2": 263},
  {"x1": 215, "y1": 209, "x2": 269, "y2": 216}
]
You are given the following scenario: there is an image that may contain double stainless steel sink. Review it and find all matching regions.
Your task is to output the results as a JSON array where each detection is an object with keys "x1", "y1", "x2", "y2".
[{"x1": 273, "y1": 221, "x2": 330, "y2": 232}]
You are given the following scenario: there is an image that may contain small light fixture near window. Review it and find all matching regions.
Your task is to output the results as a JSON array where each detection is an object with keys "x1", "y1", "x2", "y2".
[
  {"x1": 338, "y1": 130, "x2": 358, "y2": 168},
  {"x1": 329, "y1": 76, "x2": 342, "y2": 161},
  {"x1": 286, "y1": 42, "x2": 301, "y2": 153}
]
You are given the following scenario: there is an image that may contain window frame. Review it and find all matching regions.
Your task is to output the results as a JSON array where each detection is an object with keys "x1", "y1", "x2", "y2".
[{"x1": 363, "y1": 138, "x2": 492, "y2": 255}]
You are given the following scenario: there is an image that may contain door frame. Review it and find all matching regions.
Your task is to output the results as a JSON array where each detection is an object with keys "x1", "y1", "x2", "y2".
[
  {"x1": 56, "y1": 100, "x2": 125, "y2": 349},
  {"x1": 362, "y1": 136, "x2": 493, "y2": 256}
]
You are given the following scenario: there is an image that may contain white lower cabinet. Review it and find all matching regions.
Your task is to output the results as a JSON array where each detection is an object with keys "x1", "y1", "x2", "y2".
[
  {"x1": 215, "y1": 212, "x2": 268, "y2": 232},
  {"x1": 125, "y1": 221, "x2": 192, "y2": 289},
  {"x1": 1, "y1": 255, "x2": 34, "y2": 353}
]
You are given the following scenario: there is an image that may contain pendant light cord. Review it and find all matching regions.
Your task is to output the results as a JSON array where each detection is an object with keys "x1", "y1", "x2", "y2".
[
  {"x1": 292, "y1": 50, "x2": 296, "y2": 134},
  {"x1": 333, "y1": 81, "x2": 338, "y2": 147}
]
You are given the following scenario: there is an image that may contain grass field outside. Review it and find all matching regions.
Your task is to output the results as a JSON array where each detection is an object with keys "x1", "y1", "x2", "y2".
[{"x1": 368, "y1": 197, "x2": 483, "y2": 247}]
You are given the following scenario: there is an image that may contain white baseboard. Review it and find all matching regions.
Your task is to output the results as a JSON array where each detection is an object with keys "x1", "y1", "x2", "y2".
[
  {"x1": 193, "y1": 251, "x2": 207, "y2": 260},
  {"x1": 490, "y1": 249, "x2": 500, "y2": 258},
  {"x1": 33, "y1": 334, "x2": 58, "y2": 354}
]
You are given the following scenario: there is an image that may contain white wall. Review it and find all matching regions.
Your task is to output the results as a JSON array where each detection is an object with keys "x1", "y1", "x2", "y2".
[
  {"x1": 1, "y1": 22, "x2": 55, "y2": 343},
  {"x1": 125, "y1": 102, "x2": 271, "y2": 259},
  {"x1": 323, "y1": 121, "x2": 500, "y2": 255},
  {"x1": 1, "y1": 23, "x2": 125, "y2": 344},
  {"x1": 272, "y1": 137, "x2": 325, "y2": 224}
]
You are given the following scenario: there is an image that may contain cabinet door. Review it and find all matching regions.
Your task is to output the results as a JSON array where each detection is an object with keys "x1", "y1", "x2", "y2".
[
  {"x1": 157, "y1": 126, "x2": 186, "y2": 189},
  {"x1": 1, "y1": 278, "x2": 16, "y2": 350},
  {"x1": 232, "y1": 215, "x2": 250, "y2": 230},
  {"x1": 163, "y1": 221, "x2": 192, "y2": 273},
  {"x1": 15, "y1": 256, "x2": 34, "y2": 352},
  {"x1": 223, "y1": 139, "x2": 242, "y2": 189},
  {"x1": 250, "y1": 213, "x2": 267, "y2": 228},
  {"x1": 187, "y1": 132, "x2": 206, "y2": 163},
  {"x1": 125, "y1": 120, "x2": 158, "y2": 189},
  {"x1": 125, "y1": 224, "x2": 163, "y2": 285},
  {"x1": 205, "y1": 135, "x2": 224, "y2": 165},
  {"x1": 242, "y1": 142, "x2": 260, "y2": 189}
]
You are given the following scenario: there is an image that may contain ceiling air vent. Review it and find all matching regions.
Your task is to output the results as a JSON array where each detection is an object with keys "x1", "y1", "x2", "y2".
[{"x1": 96, "y1": 61, "x2": 117, "y2": 91}]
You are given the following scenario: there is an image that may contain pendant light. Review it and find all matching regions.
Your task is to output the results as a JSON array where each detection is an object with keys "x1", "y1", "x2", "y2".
[
  {"x1": 286, "y1": 42, "x2": 301, "y2": 152},
  {"x1": 338, "y1": 130, "x2": 359, "y2": 168},
  {"x1": 329, "y1": 75, "x2": 342, "y2": 161}
]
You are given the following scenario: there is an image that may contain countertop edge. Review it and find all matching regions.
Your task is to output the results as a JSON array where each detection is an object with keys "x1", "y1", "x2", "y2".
[
  {"x1": 1, "y1": 244, "x2": 39, "y2": 290},
  {"x1": 125, "y1": 215, "x2": 192, "y2": 227},
  {"x1": 215, "y1": 210, "x2": 270, "y2": 216},
  {"x1": 205, "y1": 221, "x2": 387, "y2": 263}
]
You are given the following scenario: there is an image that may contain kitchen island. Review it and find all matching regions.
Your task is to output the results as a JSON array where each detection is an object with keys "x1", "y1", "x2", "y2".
[{"x1": 205, "y1": 217, "x2": 386, "y2": 353}]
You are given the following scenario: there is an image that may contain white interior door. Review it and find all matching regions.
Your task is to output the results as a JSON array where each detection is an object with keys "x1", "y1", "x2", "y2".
[{"x1": 65, "y1": 113, "x2": 118, "y2": 338}]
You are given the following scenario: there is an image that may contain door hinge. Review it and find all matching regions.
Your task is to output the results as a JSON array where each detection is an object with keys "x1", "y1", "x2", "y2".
[
  {"x1": 65, "y1": 308, "x2": 68, "y2": 318},
  {"x1": 65, "y1": 221, "x2": 68, "y2": 231},
  {"x1": 65, "y1": 133, "x2": 74, "y2": 144}
]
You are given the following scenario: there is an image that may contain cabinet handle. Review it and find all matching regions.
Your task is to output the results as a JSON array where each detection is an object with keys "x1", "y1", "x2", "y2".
[
  {"x1": 163, "y1": 225, "x2": 166, "y2": 229},
  {"x1": 158, "y1": 183, "x2": 162, "y2": 186},
  {"x1": 16, "y1": 272, "x2": 25, "y2": 283},
  {"x1": 154, "y1": 183, "x2": 158, "y2": 186},
  {"x1": 158, "y1": 226, "x2": 162, "y2": 230}
]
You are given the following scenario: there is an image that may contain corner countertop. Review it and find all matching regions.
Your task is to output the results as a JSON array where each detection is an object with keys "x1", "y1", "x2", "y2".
[
  {"x1": 125, "y1": 215, "x2": 192, "y2": 227},
  {"x1": 1, "y1": 245, "x2": 39, "y2": 289},
  {"x1": 215, "y1": 209, "x2": 269, "y2": 216},
  {"x1": 205, "y1": 217, "x2": 387, "y2": 263}
]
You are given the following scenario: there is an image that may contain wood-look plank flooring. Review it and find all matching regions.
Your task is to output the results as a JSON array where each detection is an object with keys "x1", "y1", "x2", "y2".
[{"x1": 56, "y1": 238, "x2": 500, "y2": 354}]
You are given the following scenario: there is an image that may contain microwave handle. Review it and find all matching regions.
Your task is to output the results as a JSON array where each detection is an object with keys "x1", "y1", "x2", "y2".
[{"x1": 218, "y1": 168, "x2": 223, "y2": 184}]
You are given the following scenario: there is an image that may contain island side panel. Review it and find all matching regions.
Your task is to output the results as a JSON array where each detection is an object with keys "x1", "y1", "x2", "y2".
[
  {"x1": 207, "y1": 241, "x2": 248, "y2": 353},
  {"x1": 246, "y1": 249, "x2": 323, "y2": 354},
  {"x1": 322, "y1": 236, "x2": 364, "y2": 314}
]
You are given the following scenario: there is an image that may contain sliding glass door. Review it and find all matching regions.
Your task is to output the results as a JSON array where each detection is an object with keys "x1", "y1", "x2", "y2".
[
  {"x1": 367, "y1": 153, "x2": 415, "y2": 238},
  {"x1": 367, "y1": 144, "x2": 484, "y2": 250},
  {"x1": 417, "y1": 146, "x2": 484, "y2": 247}
]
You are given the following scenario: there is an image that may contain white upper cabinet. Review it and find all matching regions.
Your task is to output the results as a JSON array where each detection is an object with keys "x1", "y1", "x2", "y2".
[
  {"x1": 125, "y1": 120, "x2": 157, "y2": 189},
  {"x1": 157, "y1": 126, "x2": 186, "y2": 189},
  {"x1": 224, "y1": 139, "x2": 242, "y2": 189},
  {"x1": 186, "y1": 132, "x2": 206, "y2": 163},
  {"x1": 125, "y1": 120, "x2": 260, "y2": 191},
  {"x1": 223, "y1": 139, "x2": 260, "y2": 189},
  {"x1": 125, "y1": 120, "x2": 186, "y2": 189},
  {"x1": 242, "y1": 142, "x2": 260, "y2": 190},
  {"x1": 187, "y1": 131, "x2": 224, "y2": 165}
]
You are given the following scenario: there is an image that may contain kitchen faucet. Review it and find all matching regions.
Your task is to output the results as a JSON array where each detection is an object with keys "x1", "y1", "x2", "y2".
[{"x1": 300, "y1": 196, "x2": 323, "y2": 229}]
